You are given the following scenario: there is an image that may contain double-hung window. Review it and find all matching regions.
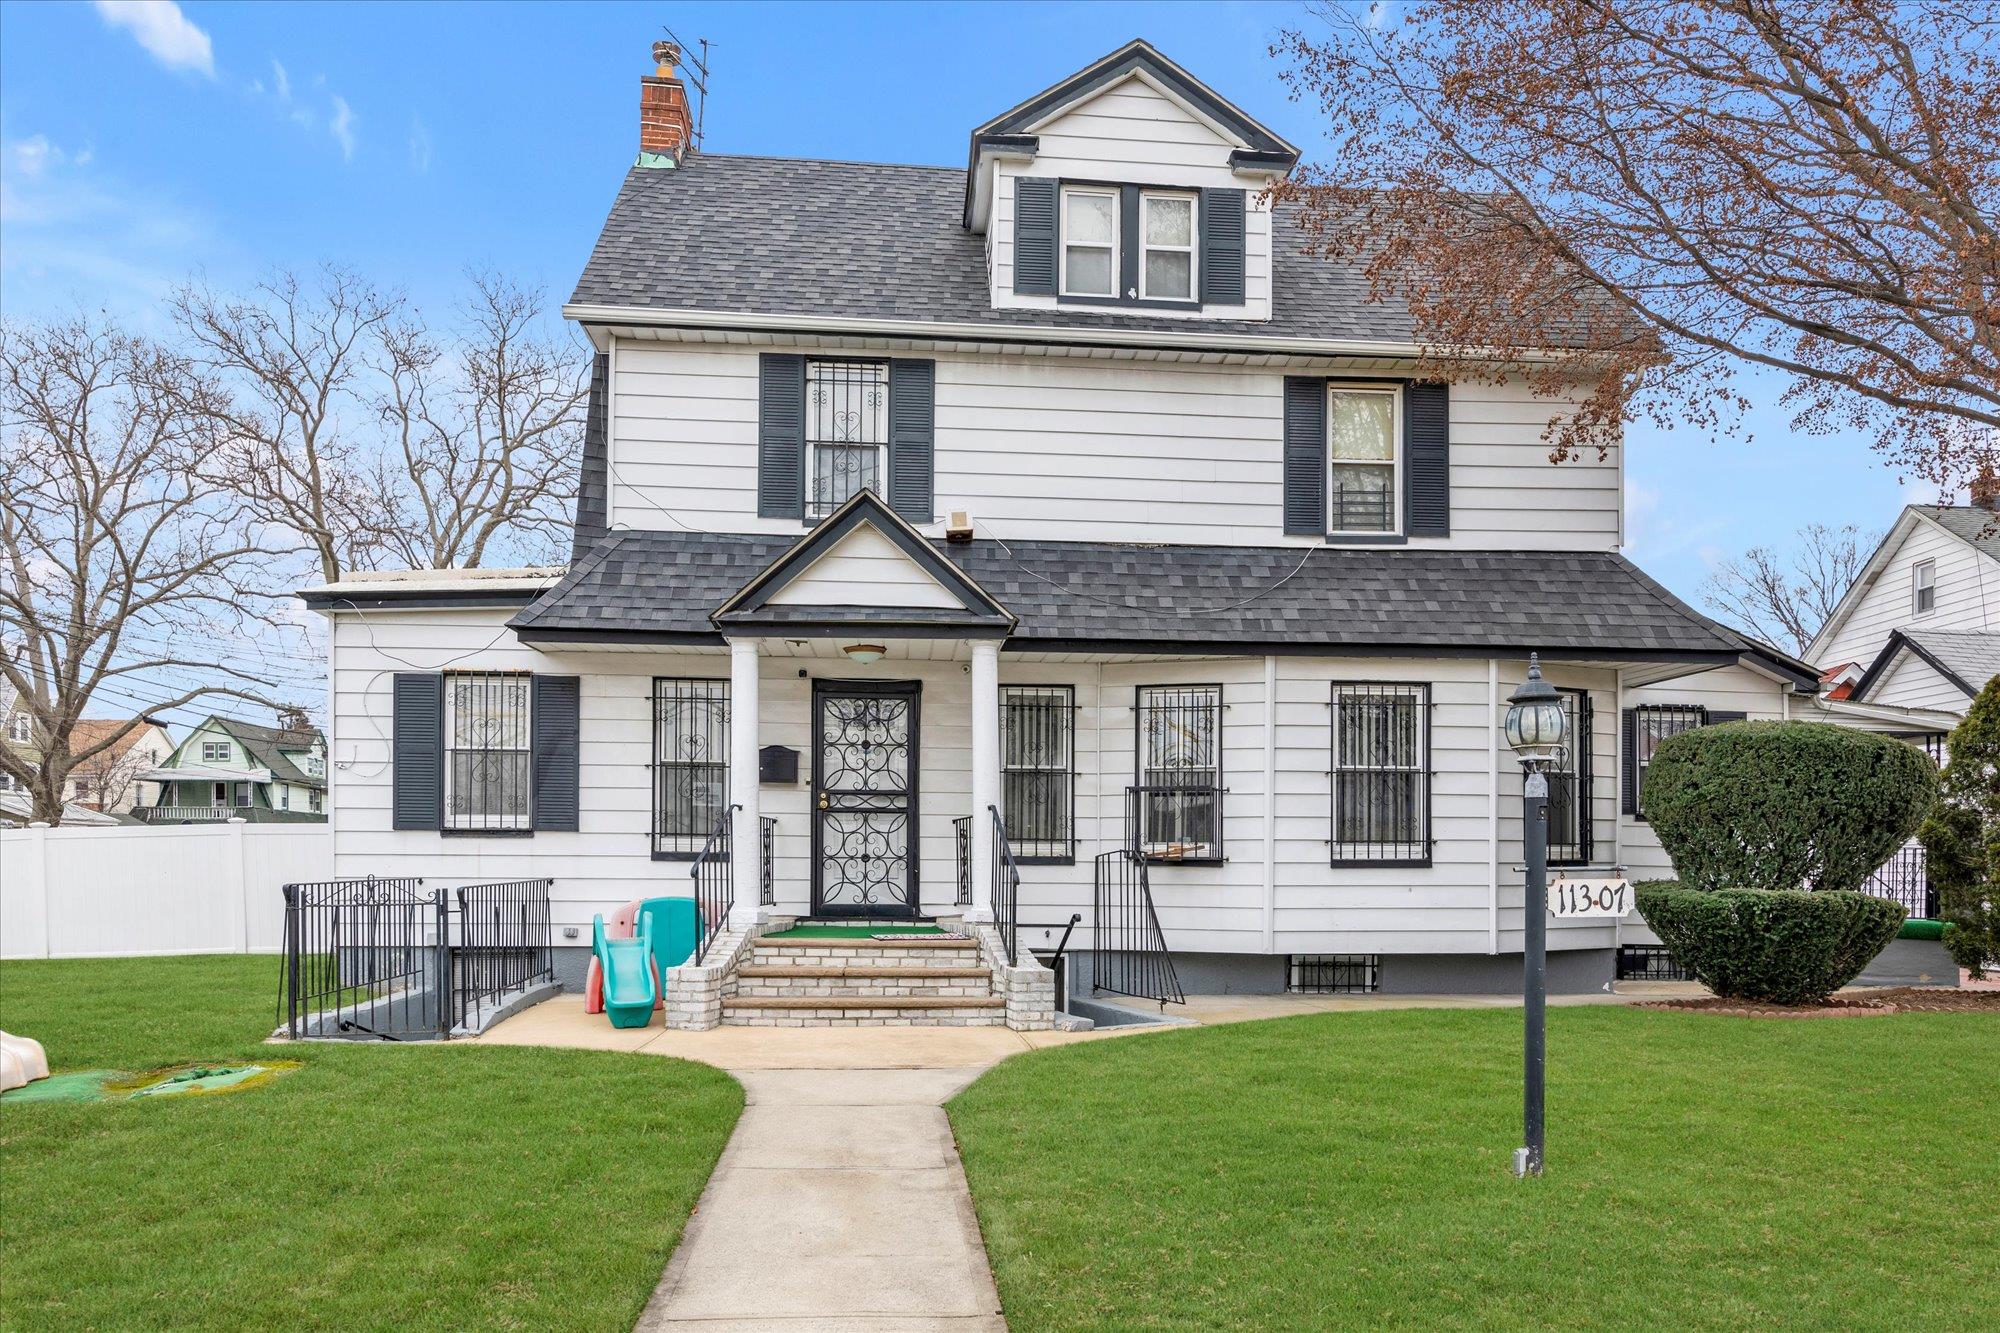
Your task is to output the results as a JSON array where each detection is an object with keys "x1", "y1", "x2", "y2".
[
  {"x1": 1914, "y1": 559, "x2": 1936, "y2": 615},
  {"x1": 443, "y1": 671, "x2": 532, "y2": 832},
  {"x1": 805, "y1": 359, "x2": 888, "y2": 519},
  {"x1": 1328, "y1": 386, "x2": 1400, "y2": 534},
  {"x1": 1134, "y1": 684, "x2": 1223, "y2": 861},
  {"x1": 201, "y1": 740, "x2": 230, "y2": 763},
  {"x1": 1002, "y1": 685, "x2": 1075, "y2": 862},
  {"x1": 1060, "y1": 186, "x2": 1118, "y2": 297},
  {"x1": 1330, "y1": 683, "x2": 1430, "y2": 865},
  {"x1": 1547, "y1": 689, "x2": 1593, "y2": 865},
  {"x1": 652, "y1": 678, "x2": 729, "y2": 858},
  {"x1": 1140, "y1": 192, "x2": 1196, "y2": 301},
  {"x1": 7, "y1": 712, "x2": 30, "y2": 743},
  {"x1": 1629, "y1": 703, "x2": 1706, "y2": 820}
]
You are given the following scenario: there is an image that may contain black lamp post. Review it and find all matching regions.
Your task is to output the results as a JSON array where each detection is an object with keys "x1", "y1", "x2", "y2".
[{"x1": 1504, "y1": 653, "x2": 1567, "y2": 1178}]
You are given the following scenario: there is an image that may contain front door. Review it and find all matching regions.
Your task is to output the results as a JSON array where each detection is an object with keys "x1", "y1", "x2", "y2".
[{"x1": 812, "y1": 680, "x2": 920, "y2": 917}]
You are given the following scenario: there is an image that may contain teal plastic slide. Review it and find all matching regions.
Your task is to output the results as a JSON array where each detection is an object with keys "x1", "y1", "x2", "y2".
[
  {"x1": 636, "y1": 897, "x2": 701, "y2": 978},
  {"x1": 593, "y1": 914, "x2": 659, "y2": 1029}
]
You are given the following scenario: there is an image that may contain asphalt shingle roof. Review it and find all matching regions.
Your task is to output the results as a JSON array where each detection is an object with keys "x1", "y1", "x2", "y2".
[
  {"x1": 214, "y1": 718, "x2": 326, "y2": 790},
  {"x1": 511, "y1": 529, "x2": 1796, "y2": 671},
  {"x1": 1900, "y1": 629, "x2": 2000, "y2": 693},
  {"x1": 1922, "y1": 505, "x2": 2000, "y2": 560},
  {"x1": 569, "y1": 154, "x2": 1628, "y2": 348}
]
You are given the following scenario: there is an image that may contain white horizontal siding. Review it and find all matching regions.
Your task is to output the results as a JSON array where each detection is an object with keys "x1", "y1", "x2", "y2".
[
  {"x1": 985, "y1": 75, "x2": 1274, "y2": 321},
  {"x1": 328, "y1": 616, "x2": 1648, "y2": 957},
  {"x1": 609, "y1": 341, "x2": 1622, "y2": 550},
  {"x1": 1818, "y1": 518, "x2": 1998, "y2": 669},
  {"x1": 1870, "y1": 649, "x2": 1970, "y2": 711},
  {"x1": 766, "y1": 525, "x2": 958, "y2": 608}
]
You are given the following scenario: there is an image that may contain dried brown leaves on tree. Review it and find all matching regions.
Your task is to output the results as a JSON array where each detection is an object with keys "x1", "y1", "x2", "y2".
[
  {"x1": 1700, "y1": 523, "x2": 1874, "y2": 656},
  {"x1": 1275, "y1": 1, "x2": 2000, "y2": 484},
  {"x1": 0, "y1": 317, "x2": 286, "y2": 823}
]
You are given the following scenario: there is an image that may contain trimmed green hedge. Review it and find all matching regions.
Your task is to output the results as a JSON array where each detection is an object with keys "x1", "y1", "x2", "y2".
[
  {"x1": 1644, "y1": 721, "x2": 1935, "y2": 892},
  {"x1": 1635, "y1": 882, "x2": 1905, "y2": 1004}
]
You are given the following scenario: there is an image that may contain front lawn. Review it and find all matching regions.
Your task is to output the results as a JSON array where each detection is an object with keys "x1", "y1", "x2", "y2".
[
  {"x1": 0, "y1": 955, "x2": 742, "y2": 1330},
  {"x1": 950, "y1": 1006, "x2": 1999, "y2": 1331}
]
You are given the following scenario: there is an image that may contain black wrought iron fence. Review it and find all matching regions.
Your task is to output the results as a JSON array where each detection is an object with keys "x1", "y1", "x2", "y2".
[
  {"x1": 760, "y1": 816, "x2": 776, "y2": 907},
  {"x1": 953, "y1": 815, "x2": 972, "y2": 907},
  {"x1": 449, "y1": 878, "x2": 555, "y2": 1032},
  {"x1": 279, "y1": 875, "x2": 553, "y2": 1040},
  {"x1": 690, "y1": 803, "x2": 739, "y2": 963},
  {"x1": 1861, "y1": 843, "x2": 1936, "y2": 918},
  {"x1": 990, "y1": 806, "x2": 1020, "y2": 965},
  {"x1": 1091, "y1": 848, "x2": 1184, "y2": 1005}
]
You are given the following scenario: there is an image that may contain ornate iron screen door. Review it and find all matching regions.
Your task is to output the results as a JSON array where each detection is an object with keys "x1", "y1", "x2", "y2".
[{"x1": 812, "y1": 681, "x2": 921, "y2": 917}]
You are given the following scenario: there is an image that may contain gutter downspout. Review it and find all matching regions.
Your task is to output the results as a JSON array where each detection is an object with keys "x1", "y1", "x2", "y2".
[
  {"x1": 1263, "y1": 655, "x2": 1277, "y2": 954},
  {"x1": 1488, "y1": 658, "x2": 1501, "y2": 955},
  {"x1": 605, "y1": 336, "x2": 619, "y2": 533}
]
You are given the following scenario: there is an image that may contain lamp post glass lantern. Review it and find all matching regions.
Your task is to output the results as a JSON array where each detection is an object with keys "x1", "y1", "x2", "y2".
[{"x1": 1505, "y1": 653, "x2": 1567, "y2": 1179}]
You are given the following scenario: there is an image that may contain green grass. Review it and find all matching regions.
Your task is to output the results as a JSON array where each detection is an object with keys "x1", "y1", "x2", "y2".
[
  {"x1": 0, "y1": 955, "x2": 743, "y2": 1330},
  {"x1": 949, "y1": 1006, "x2": 2000, "y2": 1331}
]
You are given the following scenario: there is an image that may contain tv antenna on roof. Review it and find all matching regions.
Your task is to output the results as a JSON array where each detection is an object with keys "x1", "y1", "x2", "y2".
[{"x1": 660, "y1": 25, "x2": 712, "y2": 152}]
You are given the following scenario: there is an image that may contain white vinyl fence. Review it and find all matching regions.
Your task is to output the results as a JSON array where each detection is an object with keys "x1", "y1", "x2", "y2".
[{"x1": 0, "y1": 821, "x2": 331, "y2": 959}]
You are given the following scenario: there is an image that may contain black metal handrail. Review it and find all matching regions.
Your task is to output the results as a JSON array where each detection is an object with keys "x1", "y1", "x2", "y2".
[
  {"x1": 760, "y1": 816, "x2": 776, "y2": 907},
  {"x1": 1861, "y1": 842, "x2": 1936, "y2": 918},
  {"x1": 1092, "y1": 848, "x2": 1185, "y2": 1006},
  {"x1": 690, "y1": 803, "x2": 739, "y2": 964},
  {"x1": 451, "y1": 878, "x2": 556, "y2": 1031},
  {"x1": 953, "y1": 815, "x2": 972, "y2": 907},
  {"x1": 989, "y1": 805, "x2": 1020, "y2": 966}
]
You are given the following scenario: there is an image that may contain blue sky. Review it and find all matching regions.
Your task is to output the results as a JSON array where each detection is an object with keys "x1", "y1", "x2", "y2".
[{"x1": 0, "y1": 0, "x2": 1938, "y2": 621}]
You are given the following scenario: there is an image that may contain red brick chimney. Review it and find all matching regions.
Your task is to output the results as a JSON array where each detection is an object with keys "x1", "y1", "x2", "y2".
[
  {"x1": 1973, "y1": 463, "x2": 2000, "y2": 511},
  {"x1": 640, "y1": 41, "x2": 693, "y2": 165}
]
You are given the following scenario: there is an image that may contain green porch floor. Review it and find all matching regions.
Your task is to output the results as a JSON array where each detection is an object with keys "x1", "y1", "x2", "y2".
[{"x1": 759, "y1": 924, "x2": 947, "y2": 940}]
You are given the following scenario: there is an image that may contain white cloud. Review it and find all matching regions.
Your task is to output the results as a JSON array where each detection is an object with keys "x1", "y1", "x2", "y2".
[
  {"x1": 8, "y1": 136, "x2": 92, "y2": 179},
  {"x1": 271, "y1": 58, "x2": 291, "y2": 104},
  {"x1": 92, "y1": 1, "x2": 215, "y2": 79},
  {"x1": 329, "y1": 96, "x2": 355, "y2": 161},
  {"x1": 407, "y1": 117, "x2": 432, "y2": 173}
]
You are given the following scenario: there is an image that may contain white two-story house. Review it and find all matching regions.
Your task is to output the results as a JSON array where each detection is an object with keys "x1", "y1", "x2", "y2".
[{"x1": 303, "y1": 40, "x2": 1818, "y2": 1017}]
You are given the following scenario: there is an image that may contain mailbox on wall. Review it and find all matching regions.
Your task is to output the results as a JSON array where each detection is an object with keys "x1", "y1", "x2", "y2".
[{"x1": 759, "y1": 745, "x2": 799, "y2": 785}]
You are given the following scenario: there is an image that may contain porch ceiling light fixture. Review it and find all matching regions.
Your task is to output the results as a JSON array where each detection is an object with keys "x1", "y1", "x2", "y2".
[{"x1": 842, "y1": 643, "x2": 888, "y2": 664}]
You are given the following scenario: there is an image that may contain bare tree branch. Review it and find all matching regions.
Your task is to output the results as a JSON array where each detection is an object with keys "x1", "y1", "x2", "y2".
[{"x1": 1701, "y1": 522, "x2": 1876, "y2": 656}]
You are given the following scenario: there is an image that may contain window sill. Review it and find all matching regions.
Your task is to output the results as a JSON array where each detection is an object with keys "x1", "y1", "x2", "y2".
[
  {"x1": 1325, "y1": 532, "x2": 1408, "y2": 546},
  {"x1": 1141, "y1": 854, "x2": 1224, "y2": 867},
  {"x1": 1331, "y1": 856, "x2": 1432, "y2": 869},
  {"x1": 441, "y1": 827, "x2": 534, "y2": 839},
  {"x1": 1012, "y1": 854, "x2": 1075, "y2": 867},
  {"x1": 651, "y1": 849, "x2": 702, "y2": 863},
  {"x1": 1056, "y1": 294, "x2": 1203, "y2": 313}
]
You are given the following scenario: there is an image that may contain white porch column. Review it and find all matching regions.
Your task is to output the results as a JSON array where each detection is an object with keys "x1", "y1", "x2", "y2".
[
  {"x1": 967, "y1": 639, "x2": 1001, "y2": 922},
  {"x1": 729, "y1": 638, "x2": 763, "y2": 928}
]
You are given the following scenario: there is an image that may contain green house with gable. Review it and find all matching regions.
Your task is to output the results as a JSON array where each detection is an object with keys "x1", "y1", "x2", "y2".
[{"x1": 136, "y1": 715, "x2": 328, "y2": 823}]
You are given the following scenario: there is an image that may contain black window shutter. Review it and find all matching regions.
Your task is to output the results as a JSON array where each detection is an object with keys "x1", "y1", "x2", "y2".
[
  {"x1": 1283, "y1": 377, "x2": 1327, "y2": 535},
  {"x1": 392, "y1": 673, "x2": 443, "y2": 831},
  {"x1": 888, "y1": 359, "x2": 936, "y2": 524},
  {"x1": 1199, "y1": 188, "x2": 1246, "y2": 305},
  {"x1": 1620, "y1": 708, "x2": 1638, "y2": 816},
  {"x1": 531, "y1": 675, "x2": 580, "y2": 832},
  {"x1": 1013, "y1": 177, "x2": 1057, "y2": 295},
  {"x1": 757, "y1": 353, "x2": 806, "y2": 520},
  {"x1": 1405, "y1": 381, "x2": 1451, "y2": 537}
]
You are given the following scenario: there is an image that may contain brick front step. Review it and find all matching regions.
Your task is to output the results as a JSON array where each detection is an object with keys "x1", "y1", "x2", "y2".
[
  {"x1": 748, "y1": 944, "x2": 982, "y2": 969},
  {"x1": 720, "y1": 993, "x2": 1008, "y2": 1026},
  {"x1": 753, "y1": 935, "x2": 978, "y2": 950},
  {"x1": 725, "y1": 994, "x2": 1005, "y2": 1010},
  {"x1": 736, "y1": 964, "x2": 992, "y2": 980}
]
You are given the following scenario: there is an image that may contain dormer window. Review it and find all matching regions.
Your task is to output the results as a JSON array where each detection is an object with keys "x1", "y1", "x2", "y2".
[
  {"x1": 1140, "y1": 192, "x2": 1196, "y2": 301},
  {"x1": 1060, "y1": 187, "x2": 1118, "y2": 297},
  {"x1": 1913, "y1": 559, "x2": 1936, "y2": 615}
]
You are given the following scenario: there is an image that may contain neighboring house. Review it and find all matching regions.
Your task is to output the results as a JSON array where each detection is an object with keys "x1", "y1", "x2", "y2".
[
  {"x1": 1807, "y1": 497, "x2": 2000, "y2": 722},
  {"x1": 301, "y1": 40, "x2": 1820, "y2": 1005},
  {"x1": 0, "y1": 714, "x2": 172, "y2": 815},
  {"x1": 136, "y1": 716, "x2": 328, "y2": 823},
  {"x1": 0, "y1": 790, "x2": 122, "y2": 829}
]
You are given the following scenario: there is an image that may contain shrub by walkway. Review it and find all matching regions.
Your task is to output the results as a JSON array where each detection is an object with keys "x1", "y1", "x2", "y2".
[
  {"x1": 949, "y1": 1005, "x2": 1999, "y2": 1330},
  {"x1": 0, "y1": 955, "x2": 742, "y2": 1330}
]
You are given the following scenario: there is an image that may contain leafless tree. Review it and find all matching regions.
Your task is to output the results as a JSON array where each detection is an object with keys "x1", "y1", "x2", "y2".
[
  {"x1": 170, "y1": 266, "x2": 398, "y2": 583},
  {"x1": 0, "y1": 317, "x2": 285, "y2": 824},
  {"x1": 1276, "y1": 1, "x2": 2000, "y2": 492},
  {"x1": 372, "y1": 272, "x2": 588, "y2": 568},
  {"x1": 1701, "y1": 523, "x2": 1875, "y2": 657},
  {"x1": 173, "y1": 266, "x2": 586, "y2": 579},
  {"x1": 64, "y1": 721, "x2": 167, "y2": 812}
]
